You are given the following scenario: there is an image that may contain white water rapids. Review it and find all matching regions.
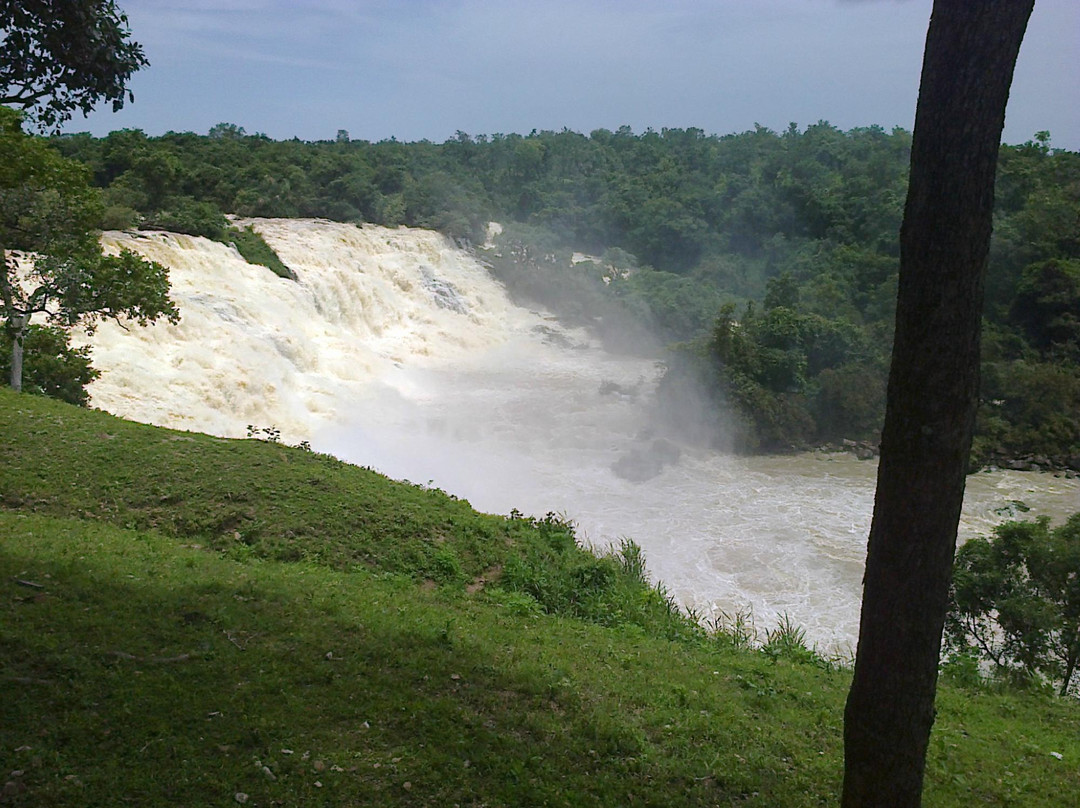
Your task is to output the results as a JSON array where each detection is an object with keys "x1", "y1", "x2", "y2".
[{"x1": 77, "y1": 219, "x2": 1079, "y2": 653}]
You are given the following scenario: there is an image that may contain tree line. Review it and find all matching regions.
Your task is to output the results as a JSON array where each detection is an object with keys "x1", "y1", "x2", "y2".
[{"x1": 44, "y1": 121, "x2": 1080, "y2": 468}]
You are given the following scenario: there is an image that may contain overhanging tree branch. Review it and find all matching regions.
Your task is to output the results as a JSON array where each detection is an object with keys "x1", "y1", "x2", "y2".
[{"x1": 0, "y1": 0, "x2": 148, "y2": 131}]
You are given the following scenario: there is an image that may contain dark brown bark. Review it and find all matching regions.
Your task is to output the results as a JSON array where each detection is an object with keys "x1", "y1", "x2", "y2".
[{"x1": 842, "y1": 2, "x2": 1034, "y2": 806}]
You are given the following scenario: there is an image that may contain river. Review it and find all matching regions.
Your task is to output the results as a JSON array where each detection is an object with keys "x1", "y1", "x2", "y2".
[{"x1": 77, "y1": 219, "x2": 1079, "y2": 653}]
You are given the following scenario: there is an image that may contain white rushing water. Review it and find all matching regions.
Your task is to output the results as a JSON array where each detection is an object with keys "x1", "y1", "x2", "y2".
[{"x1": 78, "y1": 219, "x2": 1080, "y2": 653}]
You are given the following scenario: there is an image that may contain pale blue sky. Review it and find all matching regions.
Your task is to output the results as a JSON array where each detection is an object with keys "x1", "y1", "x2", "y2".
[{"x1": 66, "y1": 0, "x2": 1079, "y2": 149}]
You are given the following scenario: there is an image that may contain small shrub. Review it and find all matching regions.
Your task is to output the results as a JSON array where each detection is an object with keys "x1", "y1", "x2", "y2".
[
  {"x1": 946, "y1": 513, "x2": 1080, "y2": 697},
  {"x1": 429, "y1": 546, "x2": 464, "y2": 584},
  {"x1": 142, "y1": 197, "x2": 228, "y2": 240},
  {"x1": 246, "y1": 424, "x2": 281, "y2": 443},
  {"x1": 1, "y1": 325, "x2": 100, "y2": 406},
  {"x1": 570, "y1": 558, "x2": 616, "y2": 596},
  {"x1": 762, "y1": 613, "x2": 824, "y2": 666},
  {"x1": 709, "y1": 606, "x2": 759, "y2": 651},
  {"x1": 483, "y1": 587, "x2": 543, "y2": 617},
  {"x1": 101, "y1": 204, "x2": 139, "y2": 230},
  {"x1": 939, "y1": 649, "x2": 985, "y2": 690},
  {"x1": 616, "y1": 537, "x2": 648, "y2": 584},
  {"x1": 226, "y1": 225, "x2": 297, "y2": 280},
  {"x1": 501, "y1": 519, "x2": 697, "y2": 638}
]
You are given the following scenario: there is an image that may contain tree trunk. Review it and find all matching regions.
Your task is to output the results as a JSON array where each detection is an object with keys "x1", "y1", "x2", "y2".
[
  {"x1": 1, "y1": 247, "x2": 25, "y2": 392},
  {"x1": 0, "y1": 289, "x2": 25, "y2": 393},
  {"x1": 10, "y1": 320, "x2": 24, "y2": 391},
  {"x1": 842, "y1": 2, "x2": 1033, "y2": 806},
  {"x1": 1060, "y1": 648, "x2": 1077, "y2": 698}
]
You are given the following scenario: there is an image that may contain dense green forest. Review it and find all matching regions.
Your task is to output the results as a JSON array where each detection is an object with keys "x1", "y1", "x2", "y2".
[{"x1": 49, "y1": 122, "x2": 1080, "y2": 468}]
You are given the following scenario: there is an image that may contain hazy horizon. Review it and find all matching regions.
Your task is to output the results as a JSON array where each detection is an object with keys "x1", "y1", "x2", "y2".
[{"x1": 61, "y1": 0, "x2": 1079, "y2": 151}]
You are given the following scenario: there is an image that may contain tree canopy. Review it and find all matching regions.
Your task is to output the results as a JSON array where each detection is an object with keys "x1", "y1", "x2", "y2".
[
  {"x1": 0, "y1": 0, "x2": 148, "y2": 130},
  {"x1": 947, "y1": 513, "x2": 1080, "y2": 697},
  {"x1": 46, "y1": 118, "x2": 1080, "y2": 465},
  {"x1": 1, "y1": 107, "x2": 177, "y2": 393}
]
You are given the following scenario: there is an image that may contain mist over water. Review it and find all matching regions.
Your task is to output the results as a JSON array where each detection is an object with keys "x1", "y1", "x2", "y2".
[{"x1": 80, "y1": 219, "x2": 1080, "y2": 652}]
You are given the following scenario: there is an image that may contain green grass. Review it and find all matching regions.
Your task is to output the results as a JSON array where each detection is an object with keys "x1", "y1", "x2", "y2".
[
  {"x1": 2, "y1": 388, "x2": 1078, "y2": 806},
  {"x1": 225, "y1": 225, "x2": 297, "y2": 280},
  {"x1": 0, "y1": 388, "x2": 561, "y2": 582}
]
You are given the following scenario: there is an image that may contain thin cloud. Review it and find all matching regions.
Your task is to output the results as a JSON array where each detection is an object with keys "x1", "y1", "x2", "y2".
[{"x1": 62, "y1": 0, "x2": 1077, "y2": 149}]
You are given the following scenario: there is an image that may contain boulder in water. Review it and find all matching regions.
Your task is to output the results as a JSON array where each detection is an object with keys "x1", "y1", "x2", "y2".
[
  {"x1": 420, "y1": 266, "x2": 468, "y2": 313},
  {"x1": 611, "y1": 438, "x2": 682, "y2": 483}
]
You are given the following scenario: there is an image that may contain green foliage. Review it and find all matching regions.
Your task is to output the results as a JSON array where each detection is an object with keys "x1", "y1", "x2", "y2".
[
  {"x1": 0, "y1": 0, "x2": 148, "y2": 130},
  {"x1": 500, "y1": 514, "x2": 693, "y2": 639},
  {"x1": 814, "y1": 363, "x2": 886, "y2": 439},
  {"x1": 0, "y1": 324, "x2": 99, "y2": 405},
  {"x1": 45, "y1": 121, "x2": 1080, "y2": 463},
  {"x1": 1, "y1": 107, "x2": 178, "y2": 399},
  {"x1": 4, "y1": 513, "x2": 1077, "y2": 806},
  {"x1": 1009, "y1": 258, "x2": 1080, "y2": 359},
  {"x1": 690, "y1": 298, "x2": 883, "y2": 450},
  {"x1": 226, "y1": 225, "x2": 296, "y2": 280},
  {"x1": 100, "y1": 202, "x2": 138, "y2": 229},
  {"x1": 0, "y1": 390, "x2": 689, "y2": 643},
  {"x1": 617, "y1": 266, "x2": 727, "y2": 342},
  {"x1": 762, "y1": 613, "x2": 826, "y2": 667},
  {"x1": 483, "y1": 224, "x2": 658, "y2": 349},
  {"x1": 53, "y1": 247, "x2": 178, "y2": 331},
  {"x1": 428, "y1": 545, "x2": 464, "y2": 584},
  {"x1": 947, "y1": 514, "x2": 1080, "y2": 696},
  {"x1": 975, "y1": 359, "x2": 1080, "y2": 466},
  {"x1": 0, "y1": 108, "x2": 101, "y2": 255},
  {"x1": 142, "y1": 196, "x2": 229, "y2": 239}
]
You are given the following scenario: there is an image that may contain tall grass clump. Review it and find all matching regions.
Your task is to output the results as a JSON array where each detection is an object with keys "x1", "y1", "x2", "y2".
[
  {"x1": 226, "y1": 225, "x2": 297, "y2": 280},
  {"x1": 498, "y1": 513, "x2": 699, "y2": 640}
]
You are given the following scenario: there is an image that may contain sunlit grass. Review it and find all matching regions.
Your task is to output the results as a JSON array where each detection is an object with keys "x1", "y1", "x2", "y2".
[{"x1": 1, "y1": 388, "x2": 1078, "y2": 805}]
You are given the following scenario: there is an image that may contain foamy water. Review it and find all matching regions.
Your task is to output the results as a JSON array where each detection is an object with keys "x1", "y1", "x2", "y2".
[{"x1": 76, "y1": 219, "x2": 1080, "y2": 652}]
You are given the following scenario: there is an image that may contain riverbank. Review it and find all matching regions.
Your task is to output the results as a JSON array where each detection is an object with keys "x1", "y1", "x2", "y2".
[
  {"x1": 2, "y1": 388, "x2": 1078, "y2": 805},
  {"x1": 812, "y1": 439, "x2": 1080, "y2": 478}
]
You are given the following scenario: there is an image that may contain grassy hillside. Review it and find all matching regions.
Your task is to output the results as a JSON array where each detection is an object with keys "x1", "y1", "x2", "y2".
[{"x1": 2, "y1": 389, "x2": 1078, "y2": 806}]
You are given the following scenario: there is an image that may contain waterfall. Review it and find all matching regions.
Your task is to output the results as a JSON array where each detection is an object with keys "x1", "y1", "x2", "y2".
[
  {"x1": 82, "y1": 219, "x2": 551, "y2": 441},
  {"x1": 76, "y1": 218, "x2": 1080, "y2": 653}
]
